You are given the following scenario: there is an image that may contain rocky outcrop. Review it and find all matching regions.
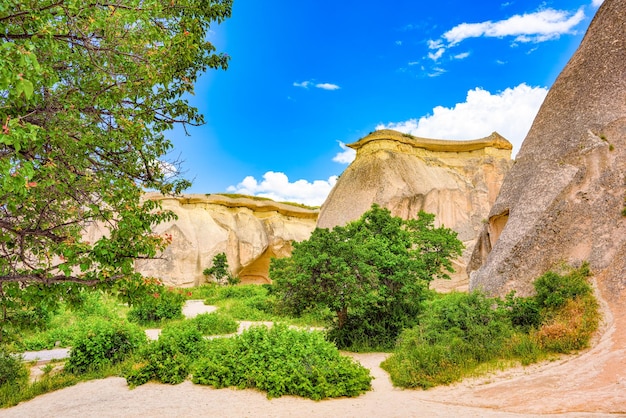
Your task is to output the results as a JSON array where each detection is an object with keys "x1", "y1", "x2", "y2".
[
  {"x1": 132, "y1": 193, "x2": 318, "y2": 286},
  {"x1": 469, "y1": 0, "x2": 626, "y2": 299},
  {"x1": 318, "y1": 129, "x2": 513, "y2": 290}
]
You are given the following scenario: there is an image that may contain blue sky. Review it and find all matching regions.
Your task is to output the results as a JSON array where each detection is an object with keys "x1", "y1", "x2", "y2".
[{"x1": 168, "y1": 0, "x2": 604, "y2": 205}]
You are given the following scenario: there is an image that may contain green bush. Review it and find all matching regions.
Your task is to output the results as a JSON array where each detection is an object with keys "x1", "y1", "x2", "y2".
[
  {"x1": 125, "y1": 339, "x2": 191, "y2": 386},
  {"x1": 159, "y1": 322, "x2": 208, "y2": 357},
  {"x1": 326, "y1": 301, "x2": 423, "y2": 351},
  {"x1": 383, "y1": 265, "x2": 600, "y2": 389},
  {"x1": 501, "y1": 291, "x2": 541, "y2": 332},
  {"x1": 192, "y1": 324, "x2": 372, "y2": 400},
  {"x1": 127, "y1": 287, "x2": 186, "y2": 323},
  {"x1": 65, "y1": 319, "x2": 146, "y2": 374},
  {"x1": 0, "y1": 350, "x2": 28, "y2": 388},
  {"x1": 534, "y1": 263, "x2": 592, "y2": 310},
  {"x1": 382, "y1": 291, "x2": 514, "y2": 388},
  {"x1": 535, "y1": 296, "x2": 599, "y2": 353},
  {"x1": 190, "y1": 313, "x2": 238, "y2": 335},
  {"x1": 125, "y1": 319, "x2": 215, "y2": 386}
]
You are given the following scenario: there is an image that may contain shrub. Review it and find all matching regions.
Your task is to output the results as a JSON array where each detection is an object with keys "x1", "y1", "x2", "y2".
[
  {"x1": 125, "y1": 319, "x2": 213, "y2": 386},
  {"x1": 534, "y1": 263, "x2": 592, "y2": 310},
  {"x1": 125, "y1": 339, "x2": 191, "y2": 386},
  {"x1": 381, "y1": 291, "x2": 514, "y2": 388},
  {"x1": 535, "y1": 296, "x2": 599, "y2": 352},
  {"x1": 501, "y1": 291, "x2": 541, "y2": 332},
  {"x1": 190, "y1": 313, "x2": 238, "y2": 336},
  {"x1": 159, "y1": 322, "x2": 208, "y2": 357},
  {"x1": 383, "y1": 264, "x2": 600, "y2": 389},
  {"x1": 65, "y1": 319, "x2": 146, "y2": 374},
  {"x1": 127, "y1": 287, "x2": 186, "y2": 323},
  {"x1": 326, "y1": 301, "x2": 423, "y2": 351},
  {"x1": 0, "y1": 350, "x2": 27, "y2": 388},
  {"x1": 192, "y1": 324, "x2": 372, "y2": 400}
]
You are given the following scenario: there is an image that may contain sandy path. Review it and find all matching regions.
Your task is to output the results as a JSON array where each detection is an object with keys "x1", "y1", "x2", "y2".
[{"x1": 6, "y1": 288, "x2": 626, "y2": 417}]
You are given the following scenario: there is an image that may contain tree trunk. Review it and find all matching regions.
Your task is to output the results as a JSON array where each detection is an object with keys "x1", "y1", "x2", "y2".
[{"x1": 337, "y1": 306, "x2": 348, "y2": 329}]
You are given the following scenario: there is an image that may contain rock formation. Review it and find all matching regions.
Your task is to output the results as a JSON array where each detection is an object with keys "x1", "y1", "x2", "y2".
[
  {"x1": 129, "y1": 194, "x2": 318, "y2": 286},
  {"x1": 317, "y1": 129, "x2": 513, "y2": 290},
  {"x1": 469, "y1": 0, "x2": 626, "y2": 299}
]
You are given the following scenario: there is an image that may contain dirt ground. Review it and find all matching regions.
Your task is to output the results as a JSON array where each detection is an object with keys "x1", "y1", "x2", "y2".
[{"x1": 4, "y1": 284, "x2": 626, "y2": 418}]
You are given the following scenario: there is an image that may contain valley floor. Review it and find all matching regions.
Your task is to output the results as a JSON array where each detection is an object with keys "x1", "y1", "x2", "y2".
[{"x1": 5, "y1": 279, "x2": 626, "y2": 417}]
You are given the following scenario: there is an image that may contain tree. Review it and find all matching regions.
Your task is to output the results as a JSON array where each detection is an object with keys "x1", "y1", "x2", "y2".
[
  {"x1": 270, "y1": 204, "x2": 463, "y2": 349},
  {"x1": 0, "y1": 1, "x2": 232, "y2": 339},
  {"x1": 203, "y1": 252, "x2": 239, "y2": 285}
]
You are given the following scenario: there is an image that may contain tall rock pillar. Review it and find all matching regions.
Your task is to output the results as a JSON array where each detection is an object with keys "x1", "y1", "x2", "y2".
[{"x1": 469, "y1": 0, "x2": 626, "y2": 298}]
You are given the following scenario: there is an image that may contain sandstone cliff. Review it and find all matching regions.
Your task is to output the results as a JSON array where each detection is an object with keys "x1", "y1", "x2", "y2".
[
  {"x1": 317, "y1": 129, "x2": 513, "y2": 290},
  {"x1": 469, "y1": 0, "x2": 626, "y2": 300},
  {"x1": 131, "y1": 193, "x2": 318, "y2": 286}
]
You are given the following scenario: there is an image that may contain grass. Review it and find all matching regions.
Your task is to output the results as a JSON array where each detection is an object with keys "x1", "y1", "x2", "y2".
[
  {"x1": 206, "y1": 193, "x2": 319, "y2": 210},
  {"x1": 187, "y1": 283, "x2": 331, "y2": 327},
  {"x1": 6, "y1": 292, "x2": 130, "y2": 352}
]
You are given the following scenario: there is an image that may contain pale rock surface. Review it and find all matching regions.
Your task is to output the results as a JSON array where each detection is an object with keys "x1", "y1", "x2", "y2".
[
  {"x1": 132, "y1": 194, "x2": 318, "y2": 286},
  {"x1": 469, "y1": 0, "x2": 626, "y2": 299},
  {"x1": 317, "y1": 129, "x2": 513, "y2": 290}
]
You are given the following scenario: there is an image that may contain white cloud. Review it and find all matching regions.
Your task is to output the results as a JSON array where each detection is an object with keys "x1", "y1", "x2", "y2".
[
  {"x1": 376, "y1": 83, "x2": 549, "y2": 156},
  {"x1": 332, "y1": 141, "x2": 356, "y2": 164},
  {"x1": 453, "y1": 51, "x2": 471, "y2": 60},
  {"x1": 428, "y1": 48, "x2": 446, "y2": 61},
  {"x1": 441, "y1": 8, "x2": 585, "y2": 47},
  {"x1": 315, "y1": 83, "x2": 340, "y2": 91},
  {"x1": 427, "y1": 67, "x2": 447, "y2": 78},
  {"x1": 591, "y1": 0, "x2": 604, "y2": 7},
  {"x1": 294, "y1": 81, "x2": 340, "y2": 91},
  {"x1": 227, "y1": 172, "x2": 338, "y2": 206},
  {"x1": 395, "y1": 40, "x2": 402, "y2": 46}
]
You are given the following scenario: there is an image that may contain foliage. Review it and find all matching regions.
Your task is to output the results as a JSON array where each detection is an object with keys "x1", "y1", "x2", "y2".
[
  {"x1": 192, "y1": 283, "x2": 329, "y2": 327},
  {"x1": 381, "y1": 265, "x2": 600, "y2": 389},
  {"x1": 271, "y1": 204, "x2": 463, "y2": 349},
  {"x1": 0, "y1": 350, "x2": 27, "y2": 388},
  {"x1": 0, "y1": 0, "x2": 232, "y2": 341},
  {"x1": 533, "y1": 264, "x2": 598, "y2": 353},
  {"x1": 0, "y1": 367, "x2": 78, "y2": 408},
  {"x1": 192, "y1": 325, "x2": 372, "y2": 400},
  {"x1": 127, "y1": 285, "x2": 186, "y2": 324},
  {"x1": 203, "y1": 253, "x2": 239, "y2": 286},
  {"x1": 65, "y1": 318, "x2": 146, "y2": 374},
  {"x1": 7, "y1": 290, "x2": 128, "y2": 351},
  {"x1": 381, "y1": 291, "x2": 514, "y2": 388},
  {"x1": 124, "y1": 316, "x2": 229, "y2": 386},
  {"x1": 190, "y1": 312, "x2": 239, "y2": 335},
  {"x1": 501, "y1": 291, "x2": 541, "y2": 332},
  {"x1": 533, "y1": 262, "x2": 592, "y2": 310},
  {"x1": 125, "y1": 339, "x2": 191, "y2": 386}
]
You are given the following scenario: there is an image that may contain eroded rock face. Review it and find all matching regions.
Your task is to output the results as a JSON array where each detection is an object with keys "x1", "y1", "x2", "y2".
[
  {"x1": 469, "y1": 0, "x2": 626, "y2": 298},
  {"x1": 317, "y1": 129, "x2": 513, "y2": 290},
  {"x1": 133, "y1": 194, "x2": 318, "y2": 286}
]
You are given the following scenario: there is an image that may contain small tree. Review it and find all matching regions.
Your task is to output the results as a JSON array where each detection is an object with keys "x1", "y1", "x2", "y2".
[
  {"x1": 203, "y1": 253, "x2": 239, "y2": 285},
  {"x1": 270, "y1": 204, "x2": 463, "y2": 349}
]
